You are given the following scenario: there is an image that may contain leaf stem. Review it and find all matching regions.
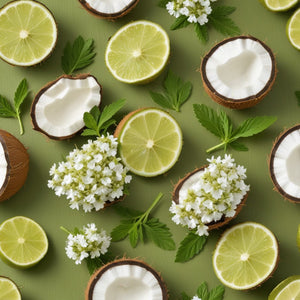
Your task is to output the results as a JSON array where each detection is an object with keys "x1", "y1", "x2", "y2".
[
  {"x1": 60, "y1": 226, "x2": 72, "y2": 235},
  {"x1": 206, "y1": 141, "x2": 227, "y2": 153},
  {"x1": 16, "y1": 114, "x2": 24, "y2": 135}
]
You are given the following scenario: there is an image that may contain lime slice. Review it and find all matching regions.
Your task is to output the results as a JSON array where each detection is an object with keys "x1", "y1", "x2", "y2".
[
  {"x1": 213, "y1": 222, "x2": 279, "y2": 290},
  {"x1": 263, "y1": 0, "x2": 298, "y2": 11},
  {"x1": 105, "y1": 20, "x2": 170, "y2": 84},
  {"x1": 297, "y1": 224, "x2": 300, "y2": 251},
  {"x1": 287, "y1": 8, "x2": 300, "y2": 50},
  {"x1": 0, "y1": 0, "x2": 57, "y2": 66},
  {"x1": 0, "y1": 216, "x2": 48, "y2": 268},
  {"x1": 0, "y1": 277, "x2": 21, "y2": 300},
  {"x1": 268, "y1": 275, "x2": 300, "y2": 300},
  {"x1": 115, "y1": 108, "x2": 182, "y2": 177}
]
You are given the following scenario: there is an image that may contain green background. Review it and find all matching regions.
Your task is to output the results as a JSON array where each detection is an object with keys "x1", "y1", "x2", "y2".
[{"x1": 0, "y1": 0, "x2": 300, "y2": 299}]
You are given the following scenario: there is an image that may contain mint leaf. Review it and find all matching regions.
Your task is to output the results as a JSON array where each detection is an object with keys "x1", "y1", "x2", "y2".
[
  {"x1": 85, "y1": 252, "x2": 115, "y2": 275},
  {"x1": 0, "y1": 95, "x2": 16, "y2": 118},
  {"x1": 210, "y1": 5, "x2": 236, "y2": 17},
  {"x1": 149, "y1": 91, "x2": 173, "y2": 110},
  {"x1": 229, "y1": 140, "x2": 248, "y2": 151},
  {"x1": 129, "y1": 227, "x2": 139, "y2": 248},
  {"x1": 194, "y1": 23, "x2": 209, "y2": 43},
  {"x1": 181, "y1": 292, "x2": 190, "y2": 300},
  {"x1": 114, "y1": 206, "x2": 142, "y2": 219},
  {"x1": 81, "y1": 129, "x2": 98, "y2": 136},
  {"x1": 175, "y1": 231, "x2": 207, "y2": 262},
  {"x1": 14, "y1": 78, "x2": 28, "y2": 114},
  {"x1": 181, "y1": 282, "x2": 225, "y2": 300},
  {"x1": 197, "y1": 282, "x2": 209, "y2": 300},
  {"x1": 158, "y1": 0, "x2": 169, "y2": 8},
  {"x1": 170, "y1": 15, "x2": 190, "y2": 30},
  {"x1": 62, "y1": 36, "x2": 96, "y2": 75},
  {"x1": 295, "y1": 91, "x2": 300, "y2": 106},
  {"x1": 111, "y1": 221, "x2": 134, "y2": 241},
  {"x1": 83, "y1": 111, "x2": 98, "y2": 131},
  {"x1": 208, "y1": 285, "x2": 225, "y2": 300}
]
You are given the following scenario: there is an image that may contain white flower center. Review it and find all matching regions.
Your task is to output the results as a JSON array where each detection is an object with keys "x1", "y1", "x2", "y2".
[
  {"x1": 19, "y1": 30, "x2": 29, "y2": 39},
  {"x1": 240, "y1": 253, "x2": 249, "y2": 261},
  {"x1": 146, "y1": 140, "x2": 154, "y2": 148}
]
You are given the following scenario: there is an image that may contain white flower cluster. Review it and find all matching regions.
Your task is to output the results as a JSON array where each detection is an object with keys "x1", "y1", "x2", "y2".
[
  {"x1": 48, "y1": 134, "x2": 132, "y2": 212},
  {"x1": 166, "y1": 0, "x2": 217, "y2": 25},
  {"x1": 170, "y1": 154, "x2": 250, "y2": 236},
  {"x1": 192, "y1": 296, "x2": 202, "y2": 300},
  {"x1": 65, "y1": 223, "x2": 111, "y2": 265}
]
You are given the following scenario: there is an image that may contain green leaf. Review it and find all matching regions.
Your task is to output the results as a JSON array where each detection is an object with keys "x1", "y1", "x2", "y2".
[
  {"x1": 233, "y1": 116, "x2": 277, "y2": 139},
  {"x1": 111, "y1": 221, "x2": 134, "y2": 242},
  {"x1": 83, "y1": 112, "x2": 98, "y2": 131},
  {"x1": 208, "y1": 285, "x2": 225, "y2": 300},
  {"x1": 144, "y1": 218, "x2": 176, "y2": 250},
  {"x1": 0, "y1": 95, "x2": 16, "y2": 118},
  {"x1": 181, "y1": 292, "x2": 190, "y2": 300},
  {"x1": 101, "y1": 119, "x2": 117, "y2": 134},
  {"x1": 170, "y1": 15, "x2": 190, "y2": 30},
  {"x1": 158, "y1": 0, "x2": 169, "y2": 8},
  {"x1": 150, "y1": 91, "x2": 173, "y2": 110},
  {"x1": 175, "y1": 231, "x2": 207, "y2": 262},
  {"x1": 193, "y1": 104, "x2": 223, "y2": 138},
  {"x1": 229, "y1": 140, "x2": 248, "y2": 151},
  {"x1": 89, "y1": 105, "x2": 101, "y2": 122},
  {"x1": 14, "y1": 78, "x2": 28, "y2": 113},
  {"x1": 210, "y1": 6, "x2": 236, "y2": 17},
  {"x1": 197, "y1": 282, "x2": 209, "y2": 300},
  {"x1": 295, "y1": 91, "x2": 300, "y2": 106},
  {"x1": 177, "y1": 81, "x2": 192, "y2": 110},
  {"x1": 85, "y1": 252, "x2": 115, "y2": 275},
  {"x1": 209, "y1": 14, "x2": 240, "y2": 36},
  {"x1": 114, "y1": 205, "x2": 142, "y2": 219},
  {"x1": 219, "y1": 110, "x2": 233, "y2": 140},
  {"x1": 194, "y1": 23, "x2": 209, "y2": 43},
  {"x1": 61, "y1": 36, "x2": 96, "y2": 75},
  {"x1": 129, "y1": 227, "x2": 139, "y2": 248},
  {"x1": 164, "y1": 70, "x2": 180, "y2": 98},
  {"x1": 81, "y1": 129, "x2": 98, "y2": 136}
]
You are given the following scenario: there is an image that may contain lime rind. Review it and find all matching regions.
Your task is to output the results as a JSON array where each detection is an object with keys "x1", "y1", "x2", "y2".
[
  {"x1": 297, "y1": 224, "x2": 300, "y2": 251},
  {"x1": 268, "y1": 275, "x2": 300, "y2": 300},
  {"x1": 213, "y1": 222, "x2": 279, "y2": 290},
  {"x1": 0, "y1": 277, "x2": 21, "y2": 300},
  {"x1": 264, "y1": 0, "x2": 298, "y2": 11},
  {"x1": 287, "y1": 8, "x2": 300, "y2": 50},
  {"x1": 0, "y1": 216, "x2": 48, "y2": 268}
]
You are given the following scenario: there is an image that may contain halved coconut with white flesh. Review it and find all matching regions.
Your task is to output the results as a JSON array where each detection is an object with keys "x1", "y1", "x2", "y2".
[
  {"x1": 85, "y1": 259, "x2": 168, "y2": 300},
  {"x1": 269, "y1": 125, "x2": 300, "y2": 203},
  {"x1": 201, "y1": 36, "x2": 276, "y2": 109},
  {"x1": 0, "y1": 130, "x2": 29, "y2": 202},
  {"x1": 172, "y1": 167, "x2": 248, "y2": 231},
  {"x1": 31, "y1": 74, "x2": 102, "y2": 140},
  {"x1": 79, "y1": 0, "x2": 140, "y2": 19}
]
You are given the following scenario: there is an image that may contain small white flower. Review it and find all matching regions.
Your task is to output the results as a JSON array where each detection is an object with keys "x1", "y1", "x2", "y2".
[{"x1": 192, "y1": 296, "x2": 202, "y2": 300}]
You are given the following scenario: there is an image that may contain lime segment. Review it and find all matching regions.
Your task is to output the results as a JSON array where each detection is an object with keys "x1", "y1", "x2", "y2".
[
  {"x1": 264, "y1": 0, "x2": 298, "y2": 11},
  {"x1": 268, "y1": 275, "x2": 300, "y2": 300},
  {"x1": 287, "y1": 8, "x2": 300, "y2": 50},
  {"x1": 0, "y1": 0, "x2": 57, "y2": 66},
  {"x1": 213, "y1": 222, "x2": 279, "y2": 290},
  {"x1": 0, "y1": 277, "x2": 21, "y2": 300},
  {"x1": 105, "y1": 20, "x2": 170, "y2": 84},
  {"x1": 116, "y1": 108, "x2": 182, "y2": 177},
  {"x1": 0, "y1": 216, "x2": 48, "y2": 268}
]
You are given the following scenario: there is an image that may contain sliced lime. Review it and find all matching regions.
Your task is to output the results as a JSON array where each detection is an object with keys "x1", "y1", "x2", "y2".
[
  {"x1": 287, "y1": 8, "x2": 300, "y2": 50},
  {"x1": 264, "y1": 0, "x2": 298, "y2": 11},
  {"x1": 269, "y1": 275, "x2": 300, "y2": 300},
  {"x1": 0, "y1": 277, "x2": 21, "y2": 300}
]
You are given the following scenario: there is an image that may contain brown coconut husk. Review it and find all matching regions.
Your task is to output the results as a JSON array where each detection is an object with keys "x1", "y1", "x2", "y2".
[
  {"x1": 201, "y1": 35, "x2": 277, "y2": 110},
  {"x1": 0, "y1": 130, "x2": 29, "y2": 202},
  {"x1": 30, "y1": 74, "x2": 102, "y2": 140},
  {"x1": 85, "y1": 258, "x2": 169, "y2": 300}
]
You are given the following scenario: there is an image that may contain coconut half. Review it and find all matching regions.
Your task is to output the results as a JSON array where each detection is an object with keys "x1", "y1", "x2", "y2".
[
  {"x1": 0, "y1": 130, "x2": 29, "y2": 202},
  {"x1": 172, "y1": 167, "x2": 248, "y2": 231},
  {"x1": 79, "y1": 0, "x2": 140, "y2": 19},
  {"x1": 269, "y1": 125, "x2": 300, "y2": 203},
  {"x1": 31, "y1": 74, "x2": 102, "y2": 140},
  {"x1": 85, "y1": 259, "x2": 168, "y2": 300},
  {"x1": 201, "y1": 36, "x2": 276, "y2": 109}
]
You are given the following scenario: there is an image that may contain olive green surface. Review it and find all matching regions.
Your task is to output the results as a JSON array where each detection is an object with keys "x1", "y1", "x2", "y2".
[{"x1": 0, "y1": 0, "x2": 299, "y2": 299}]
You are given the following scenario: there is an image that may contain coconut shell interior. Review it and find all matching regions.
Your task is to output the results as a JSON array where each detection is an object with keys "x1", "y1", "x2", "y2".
[
  {"x1": 0, "y1": 130, "x2": 29, "y2": 202},
  {"x1": 201, "y1": 35, "x2": 277, "y2": 110},
  {"x1": 172, "y1": 166, "x2": 248, "y2": 231}
]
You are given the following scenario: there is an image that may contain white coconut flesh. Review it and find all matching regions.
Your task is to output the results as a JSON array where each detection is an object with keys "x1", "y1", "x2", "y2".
[
  {"x1": 85, "y1": 0, "x2": 136, "y2": 14},
  {"x1": 92, "y1": 264, "x2": 163, "y2": 300},
  {"x1": 205, "y1": 38, "x2": 273, "y2": 100},
  {"x1": 272, "y1": 129, "x2": 300, "y2": 198},
  {"x1": 178, "y1": 170, "x2": 203, "y2": 203},
  {"x1": 0, "y1": 142, "x2": 7, "y2": 190},
  {"x1": 34, "y1": 76, "x2": 101, "y2": 137}
]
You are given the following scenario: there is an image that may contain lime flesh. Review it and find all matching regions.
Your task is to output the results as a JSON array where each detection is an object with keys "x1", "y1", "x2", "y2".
[
  {"x1": 0, "y1": 277, "x2": 21, "y2": 300},
  {"x1": 269, "y1": 275, "x2": 300, "y2": 300},
  {"x1": 264, "y1": 0, "x2": 298, "y2": 11},
  {"x1": 287, "y1": 8, "x2": 300, "y2": 50}
]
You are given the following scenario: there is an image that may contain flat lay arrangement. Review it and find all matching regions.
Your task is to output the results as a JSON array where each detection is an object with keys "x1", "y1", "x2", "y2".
[{"x1": 0, "y1": 0, "x2": 299, "y2": 300}]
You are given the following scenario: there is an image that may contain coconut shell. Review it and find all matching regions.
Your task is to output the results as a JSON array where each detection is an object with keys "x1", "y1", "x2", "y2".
[
  {"x1": 85, "y1": 258, "x2": 169, "y2": 300},
  {"x1": 201, "y1": 35, "x2": 277, "y2": 110},
  {"x1": 172, "y1": 166, "x2": 248, "y2": 231},
  {"x1": 269, "y1": 124, "x2": 300, "y2": 203},
  {"x1": 78, "y1": 0, "x2": 140, "y2": 19},
  {"x1": 31, "y1": 73, "x2": 102, "y2": 140},
  {"x1": 0, "y1": 130, "x2": 29, "y2": 202}
]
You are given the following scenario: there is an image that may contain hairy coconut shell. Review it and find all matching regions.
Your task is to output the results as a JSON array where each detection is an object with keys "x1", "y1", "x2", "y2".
[
  {"x1": 269, "y1": 124, "x2": 300, "y2": 203},
  {"x1": 201, "y1": 36, "x2": 277, "y2": 110},
  {"x1": 31, "y1": 73, "x2": 102, "y2": 140},
  {"x1": 0, "y1": 130, "x2": 29, "y2": 202},
  {"x1": 78, "y1": 0, "x2": 140, "y2": 19},
  {"x1": 172, "y1": 166, "x2": 248, "y2": 231},
  {"x1": 85, "y1": 258, "x2": 168, "y2": 300}
]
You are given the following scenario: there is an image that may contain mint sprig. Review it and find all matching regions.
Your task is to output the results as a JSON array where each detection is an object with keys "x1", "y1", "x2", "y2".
[
  {"x1": 150, "y1": 70, "x2": 192, "y2": 112},
  {"x1": 61, "y1": 36, "x2": 96, "y2": 75},
  {"x1": 175, "y1": 231, "x2": 207, "y2": 263},
  {"x1": 0, "y1": 79, "x2": 29, "y2": 135},
  {"x1": 193, "y1": 104, "x2": 277, "y2": 153},
  {"x1": 181, "y1": 282, "x2": 225, "y2": 300},
  {"x1": 82, "y1": 98, "x2": 126, "y2": 137},
  {"x1": 111, "y1": 193, "x2": 176, "y2": 250}
]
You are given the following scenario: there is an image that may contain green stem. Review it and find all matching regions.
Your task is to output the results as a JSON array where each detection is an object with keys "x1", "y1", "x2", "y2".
[
  {"x1": 206, "y1": 141, "x2": 227, "y2": 154},
  {"x1": 16, "y1": 114, "x2": 24, "y2": 135},
  {"x1": 60, "y1": 226, "x2": 72, "y2": 235}
]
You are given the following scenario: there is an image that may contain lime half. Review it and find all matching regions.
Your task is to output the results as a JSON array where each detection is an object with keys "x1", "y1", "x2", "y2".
[
  {"x1": 297, "y1": 224, "x2": 300, "y2": 252},
  {"x1": 0, "y1": 0, "x2": 57, "y2": 66},
  {"x1": 0, "y1": 277, "x2": 21, "y2": 300},
  {"x1": 269, "y1": 275, "x2": 300, "y2": 300},
  {"x1": 287, "y1": 8, "x2": 300, "y2": 50},
  {"x1": 213, "y1": 222, "x2": 279, "y2": 290},
  {"x1": 105, "y1": 20, "x2": 170, "y2": 84},
  {"x1": 115, "y1": 108, "x2": 182, "y2": 177},
  {"x1": 0, "y1": 216, "x2": 48, "y2": 268},
  {"x1": 264, "y1": 0, "x2": 298, "y2": 11}
]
